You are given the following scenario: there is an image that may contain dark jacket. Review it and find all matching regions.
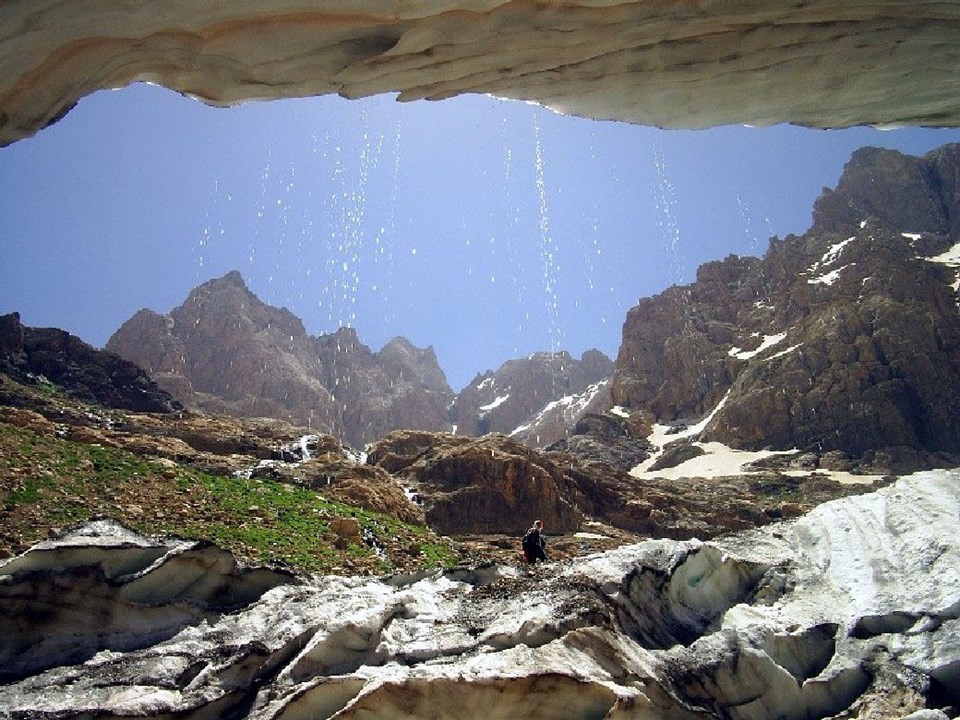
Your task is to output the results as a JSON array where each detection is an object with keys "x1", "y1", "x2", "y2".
[{"x1": 522, "y1": 526, "x2": 547, "y2": 562}]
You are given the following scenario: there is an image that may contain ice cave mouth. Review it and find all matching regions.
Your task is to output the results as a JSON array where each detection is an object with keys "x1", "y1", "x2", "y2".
[{"x1": 3, "y1": 2, "x2": 960, "y2": 148}]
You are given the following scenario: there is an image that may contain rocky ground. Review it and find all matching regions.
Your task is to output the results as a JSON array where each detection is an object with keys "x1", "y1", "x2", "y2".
[
  {"x1": 0, "y1": 373, "x2": 468, "y2": 574},
  {"x1": 1, "y1": 368, "x2": 891, "y2": 578}
]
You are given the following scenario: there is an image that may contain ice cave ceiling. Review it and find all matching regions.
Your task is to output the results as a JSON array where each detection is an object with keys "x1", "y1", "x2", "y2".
[{"x1": 2, "y1": 1, "x2": 960, "y2": 148}]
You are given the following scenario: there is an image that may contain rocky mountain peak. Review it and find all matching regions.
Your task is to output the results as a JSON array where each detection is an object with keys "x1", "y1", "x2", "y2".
[
  {"x1": 377, "y1": 336, "x2": 449, "y2": 395},
  {"x1": 107, "y1": 273, "x2": 457, "y2": 448},
  {"x1": 811, "y1": 143, "x2": 960, "y2": 237},
  {"x1": 173, "y1": 271, "x2": 307, "y2": 339},
  {"x1": 220, "y1": 268, "x2": 246, "y2": 286},
  {"x1": 613, "y1": 143, "x2": 960, "y2": 466},
  {"x1": 324, "y1": 325, "x2": 361, "y2": 349}
]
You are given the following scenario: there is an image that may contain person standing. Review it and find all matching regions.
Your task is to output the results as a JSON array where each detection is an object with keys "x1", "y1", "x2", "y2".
[{"x1": 522, "y1": 519, "x2": 547, "y2": 564}]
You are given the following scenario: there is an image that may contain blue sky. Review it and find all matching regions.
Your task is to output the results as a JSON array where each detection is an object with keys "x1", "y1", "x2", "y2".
[{"x1": 2, "y1": 83, "x2": 960, "y2": 390}]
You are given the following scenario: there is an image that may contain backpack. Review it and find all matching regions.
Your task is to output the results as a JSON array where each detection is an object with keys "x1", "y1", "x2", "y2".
[{"x1": 521, "y1": 528, "x2": 538, "y2": 552}]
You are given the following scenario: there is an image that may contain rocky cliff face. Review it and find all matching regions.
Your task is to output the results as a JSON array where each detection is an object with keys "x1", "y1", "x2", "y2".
[
  {"x1": 368, "y1": 431, "x2": 582, "y2": 536},
  {"x1": 106, "y1": 271, "x2": 454, "y2": 448},
  {"x1": 451, "y1": 349, "x2": 614, "y2": 447},
  {"x1": 1, "y1": 471, "x2": 956, "y2": 718},
  {"x1": 3, "y1": 2, "x2": 960, "y2": 147},
  {"x1": 0, "y1": 312, "x2": 179, "y2": 413},
  {"x1": 613, "y1": 144, "x2": 960, "y2": 462}
]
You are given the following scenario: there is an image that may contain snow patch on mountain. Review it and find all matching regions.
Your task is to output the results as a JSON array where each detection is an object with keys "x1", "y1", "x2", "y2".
[
  {"x1": 478, "y1": 394, "x2": 509, "y2": 414},
  {"x1": 923, "y1": 240, "x2": 960, "y2": 296},
  {"x1": 729, "y1": 332, "x2": 788, "y2": 360},
  {"x1": 510, "y1": 379, "x2": 609, "y2": 437},
  {"x1": 810, "y1": 236, "x2": 855, "y2": 273},
  {"x1": 925, "y1": 240, "x2": 960, "y2": 268},
  {"x1": 808, "y1": 263, "x2": 856, "y2": 285},
  {"x1": 767, "y1": 342, "x2": 803, "y2": 361},
  {"x1": 803, "y1": 236, "x2": 859, "y2": 285},
  {"x1": 630, "y1": 391, "x2": 885, "y2": 483}
]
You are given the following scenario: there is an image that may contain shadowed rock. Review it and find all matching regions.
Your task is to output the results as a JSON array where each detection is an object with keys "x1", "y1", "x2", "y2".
[{"x1": 0, "y1": 312, "x2": 180, "y2": 413}]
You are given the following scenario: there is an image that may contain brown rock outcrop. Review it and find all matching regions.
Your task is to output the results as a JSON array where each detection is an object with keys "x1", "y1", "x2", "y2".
[
  {"x1": 0, "y1": 407, "x2": 57, "y2": 436},
  {"x1": 368, "y1": 431, "x2": 581, "y2": 535},
  {"x1": 252, "y1": 455, "x2": 424, "y2": 526},
  {"x1": 3, "y1": 2, "x2": 960, "y2": 148}
]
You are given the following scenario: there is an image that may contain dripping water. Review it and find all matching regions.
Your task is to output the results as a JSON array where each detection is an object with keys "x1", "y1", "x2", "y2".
[
  {"x1": 197, "y1": 179, "x2": 227, "y2": 278},
  {"x1": 500, "y1": 106, "x2": 525, "y2": 350},
  {"x1": 736, "y1": 193, "x2": 773, "y2": 258},
  {"x1": 372, "y1": 108, "x2": 402, "y2": 328},
  {"x1": 533, "y1": 109, "x2": 563, "y2": 356},
  {"x1": 652, "y1": 143, "x2": 686, "y2": 287},
  {"x1": 251, "y1": 149, "x2": 273, "y2": 270}
]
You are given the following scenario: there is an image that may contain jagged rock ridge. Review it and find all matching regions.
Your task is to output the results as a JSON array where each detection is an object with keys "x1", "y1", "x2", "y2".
[
  {"x1": 107, "y1": 271, "x2": 613, "y2": 450},
  {"x1": 612, "y1": 143, "x2": 960, "y2": 464},
  {"x1": 0, "y1": 312, "x2": 179, "y2": 414},
  {"x1": 106, "y1": 271, "x2": 454, "y2": 449},
  {"x1": 3, "y1": 2, "x2": 960, "y2": 147},
  {"x1": 1, "y1": 471, "x2": 956, "y2": 718}
]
